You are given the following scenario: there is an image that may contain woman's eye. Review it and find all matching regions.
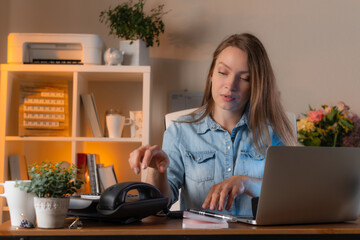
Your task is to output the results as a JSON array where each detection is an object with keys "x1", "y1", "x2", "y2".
[
  {"x1": 240, "y1": 77, "x2": 250, "y2": 82},
  {"x1": 218, "y1": 71, "x2": 226, "y2": 75}
]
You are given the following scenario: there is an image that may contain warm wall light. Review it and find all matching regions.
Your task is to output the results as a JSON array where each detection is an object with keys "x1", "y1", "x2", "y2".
[
  {"x1": 84, "y1": 172, "x2": 91, "y2": 194},
  {"x1": 79, "y1": 142, "x2": 141, "y2": 183}
]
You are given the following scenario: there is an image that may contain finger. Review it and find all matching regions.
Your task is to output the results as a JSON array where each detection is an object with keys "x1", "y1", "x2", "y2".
[
  {"x1": 129, "y1": 150, "x2": 141, "y2": 174},
  {"x1": 129, "y1": 145, "x2": 150, "y2": 174},
  {"x1": 225, "y1": 186, "x2": 238, "y2": 211},
  {"x1": 209, "y1": 189, "x2": 221, "y2": 211},
  {"x1": 141, "y1": 145, "x2": 160, "y2": 169},
  {"x1": 156, "y1": 158, "x2": 169, "y2": 173},
  {"x1": 202, "y1": 188, "x2": 214, "y2": 209},
  {"x1": 145, "y1": 145, "x2": 169, "y2": 173},
  {"x1": 217, "y1": 188, "x2": 230, "y2": 211},
  {"x1": 152, "y1": 148, "x2": 169, "y2": 172},
  {"x1": 202, "y1": 198, "x2": 210, "y2": 209}
]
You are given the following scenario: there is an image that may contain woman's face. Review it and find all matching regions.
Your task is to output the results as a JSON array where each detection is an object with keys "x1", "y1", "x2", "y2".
[{"x1": 211, "y1": 46, "x2": 251, "y2": 114}]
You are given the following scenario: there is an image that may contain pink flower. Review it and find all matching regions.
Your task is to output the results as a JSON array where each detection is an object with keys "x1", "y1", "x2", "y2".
[
  {"x1": 323, "y1": 106, "x2": 332, "y2": 115},
  {"x1": 337, "y1": 101, "x2": 349, "y2": 112},
  {"x1": 308, "y1": 109, "x2": 324, "y2": 123}
]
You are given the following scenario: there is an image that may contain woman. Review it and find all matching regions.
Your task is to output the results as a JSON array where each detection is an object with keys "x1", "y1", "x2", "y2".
[{"x1": 128, "y1": 33, "x2": 297, "y2": 215}]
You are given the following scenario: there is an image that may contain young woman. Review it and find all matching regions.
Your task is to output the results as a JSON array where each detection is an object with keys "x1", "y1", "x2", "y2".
[{"x1": 128, "y1": 33, "x2": 297, "y2": 215}]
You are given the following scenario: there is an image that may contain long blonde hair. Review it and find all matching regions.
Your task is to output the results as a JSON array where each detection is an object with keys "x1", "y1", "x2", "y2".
[{"x1": 191, "y1": 33, "x2": 297, "y2": 154}]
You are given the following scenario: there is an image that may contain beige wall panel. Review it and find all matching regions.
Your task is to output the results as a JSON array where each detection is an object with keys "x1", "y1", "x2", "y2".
[{"x1": 1, "y1": 0, "x2": 359, "y2": 146}]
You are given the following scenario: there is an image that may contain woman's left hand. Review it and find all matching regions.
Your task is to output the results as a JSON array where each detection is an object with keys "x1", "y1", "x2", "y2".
[{"x1": 201, "y1": 175, "x2": 248, "y2": 211}]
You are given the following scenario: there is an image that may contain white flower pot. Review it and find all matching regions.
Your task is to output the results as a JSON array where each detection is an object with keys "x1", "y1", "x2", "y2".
[
  {"x1": 119, "y1": 40, "x2": 149, "y2": 66},
  {"x1": 34, "y1": 197, "x2": 69, "y2": 228}
]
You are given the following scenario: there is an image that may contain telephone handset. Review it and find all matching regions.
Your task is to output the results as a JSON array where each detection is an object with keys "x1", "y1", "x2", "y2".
[{"x1": 68, "y1": 182, "x2": 169, "y2": 224}]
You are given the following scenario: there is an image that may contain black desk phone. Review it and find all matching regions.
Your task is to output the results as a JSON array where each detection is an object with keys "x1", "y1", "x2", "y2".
[{"x1": 68, "y1": 181, "x2": 169, "y2": 224}]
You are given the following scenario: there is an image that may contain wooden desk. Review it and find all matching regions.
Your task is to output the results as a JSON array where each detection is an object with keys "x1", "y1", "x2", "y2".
[{"x1": 1, "y1": 216, "x2": 360, "y2": 240}]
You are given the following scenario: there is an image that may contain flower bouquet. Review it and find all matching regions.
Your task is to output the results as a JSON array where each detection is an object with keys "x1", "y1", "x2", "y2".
[{"x1": 297, "y1": 102, "x2": 360, "y2": 147}]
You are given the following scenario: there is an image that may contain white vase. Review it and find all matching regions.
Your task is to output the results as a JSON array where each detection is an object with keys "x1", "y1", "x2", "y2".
[
  {"x1": 34, "y1": 197, "x2": 69, "y2": 228},
  {"x1": 119, "y1": 40, "x2": 149, "y2": 66}
]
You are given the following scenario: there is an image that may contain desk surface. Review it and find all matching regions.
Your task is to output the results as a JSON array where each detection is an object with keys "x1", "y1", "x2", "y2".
[{"x1": 1, "y1": 216, "x2": 360, "y2": 239}]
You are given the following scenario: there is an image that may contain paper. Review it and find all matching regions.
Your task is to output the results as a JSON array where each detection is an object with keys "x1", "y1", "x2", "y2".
[{"x1": 182, "y1": 218, "x2": 228, "y2": 229}]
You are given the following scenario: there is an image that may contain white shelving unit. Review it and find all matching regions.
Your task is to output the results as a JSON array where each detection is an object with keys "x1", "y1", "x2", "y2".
[{"x1": 0, "y1": 64, "x2": 151, "y2": 223}]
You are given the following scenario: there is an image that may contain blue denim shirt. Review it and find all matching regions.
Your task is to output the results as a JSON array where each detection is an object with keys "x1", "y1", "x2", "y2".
[{"x1": 162, "y1": 109, "x2": 283, "y2": 216}]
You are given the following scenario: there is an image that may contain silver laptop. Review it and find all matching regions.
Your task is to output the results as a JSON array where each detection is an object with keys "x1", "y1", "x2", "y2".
[{"x1": 237, "y1": 146, "x2": 360, "y2": 225}]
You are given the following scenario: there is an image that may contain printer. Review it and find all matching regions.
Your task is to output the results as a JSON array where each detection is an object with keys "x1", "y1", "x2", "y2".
[{"x1": 8, "y1": 33, "x2": 104, "y2": 65}]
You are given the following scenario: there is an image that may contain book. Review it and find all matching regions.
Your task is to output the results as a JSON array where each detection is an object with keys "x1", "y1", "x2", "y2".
[
  {"x1": 76, "y1": 153, "x2": 88, "y2": 194},
  {"x1": 8, "y1": 155, "x2": 28, "y2": 180},
  {"x1": 97, "y1": 165, "x2": 118, "y2": 192},
  {"x1": 87, "y1": 154, "x2": 101, "y2": 194},
  {"x1": 96, "y1": 163, "x2": 104, "y2": 192},
  {"x1": 81, "y1": 93, "x2": 103, "y2": 137}
]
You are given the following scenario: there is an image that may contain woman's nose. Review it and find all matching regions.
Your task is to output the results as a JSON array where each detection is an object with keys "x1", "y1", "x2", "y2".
[{"x1": 225, "y1": 75, "x2": 239, "y2": 91}]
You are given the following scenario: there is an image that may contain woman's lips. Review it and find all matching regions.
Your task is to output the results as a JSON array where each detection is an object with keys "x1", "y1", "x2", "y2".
[{"x1": 221, "y1": 94, "x2": 235, "y2": 102}]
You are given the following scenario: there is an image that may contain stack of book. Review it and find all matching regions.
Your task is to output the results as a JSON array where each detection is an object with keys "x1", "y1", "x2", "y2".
[{"x1": 76, "y1": 153, "x2": 118, "y2": 194}]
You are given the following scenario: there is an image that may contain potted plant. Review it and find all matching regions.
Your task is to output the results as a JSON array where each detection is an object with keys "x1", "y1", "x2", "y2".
[
  {"x1": 99, "y1": 0, "x2": 168, "y2": 65},
  {"x1": 16, "y1": 161, "x2": 83, "y2": 228}
]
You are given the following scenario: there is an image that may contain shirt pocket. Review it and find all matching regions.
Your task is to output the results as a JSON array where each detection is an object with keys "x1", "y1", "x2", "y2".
[
  {"x1": 239, "y1": 149, "x2": 265, "y2": 178},
  {"x1": 241, "y1": 149, "x2": 264, "y2": 161},
  {"x1": 184, "y1": 151, "x2": 216, "y2": 183}
]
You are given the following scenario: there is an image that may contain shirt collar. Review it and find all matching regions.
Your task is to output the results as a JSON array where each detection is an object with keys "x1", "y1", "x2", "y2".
[{"x1": 195, "y1": 105, "x2": 250, "y2": 134}]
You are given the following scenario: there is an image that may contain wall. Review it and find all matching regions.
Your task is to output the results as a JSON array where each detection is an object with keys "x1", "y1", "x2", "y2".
[{"x1": 0, "y1": 0, "x2": 359, "y2": 146}]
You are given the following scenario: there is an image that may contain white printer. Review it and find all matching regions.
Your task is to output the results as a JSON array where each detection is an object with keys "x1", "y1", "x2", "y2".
[{"x1": 8, "y1": 33, "x2": 104, "y2": 65}]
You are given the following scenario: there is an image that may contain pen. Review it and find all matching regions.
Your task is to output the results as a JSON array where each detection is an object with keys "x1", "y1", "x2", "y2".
[{"x1": 187, "y1": 209, "x2": 238, "y2": 222}]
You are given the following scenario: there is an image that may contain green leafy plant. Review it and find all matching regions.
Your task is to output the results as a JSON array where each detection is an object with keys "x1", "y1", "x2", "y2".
[
  {"x1": 99, "y1": 0, "x2": 168, "y2": 47},
  {"x1": 16, "y1": 161, "x2": 83, "y2": 198}
]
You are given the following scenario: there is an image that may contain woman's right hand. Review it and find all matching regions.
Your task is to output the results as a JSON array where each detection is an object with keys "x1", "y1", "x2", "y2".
[{"x1": 128, "y1": 145, "x2": 170, "y2": 175}]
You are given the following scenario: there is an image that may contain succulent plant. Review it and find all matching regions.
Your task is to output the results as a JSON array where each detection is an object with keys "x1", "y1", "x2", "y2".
[{"x1": 16, "y1": 161, "x2": 83, "y2": 198}]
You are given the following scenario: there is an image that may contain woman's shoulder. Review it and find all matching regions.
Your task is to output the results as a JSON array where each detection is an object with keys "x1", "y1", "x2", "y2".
[
  {"x1": 176, "y1": 107, "x2": 206, "y2": 122},
  {"x1": 167, "y1": 109, "x2": 207, "y2": 134}
]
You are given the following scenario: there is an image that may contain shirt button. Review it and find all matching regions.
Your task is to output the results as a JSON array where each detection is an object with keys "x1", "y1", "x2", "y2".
[
  {"x1": 197, "y1": 157, "x2": 201, "y2": 161},
  {"x1": 227, "y1": 168, "x2": 232, "y2": 172},
  {"x1": 227, "y1": 146, "x2": 231, "y2": 150}
]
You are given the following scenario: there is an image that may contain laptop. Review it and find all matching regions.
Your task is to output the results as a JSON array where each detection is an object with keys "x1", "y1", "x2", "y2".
[{"x1": 235, "y1": 146, "x2": 360, "y2": 225}]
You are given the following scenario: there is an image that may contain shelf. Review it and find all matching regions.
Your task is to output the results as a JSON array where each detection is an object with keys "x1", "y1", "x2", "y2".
[
  {"x1": 0, "y1": 64, "x2": 151, "y2": 223},
  {"x1": 74, "y1": 137, "x2": 142, "y2": 142},
  {"x1": 5, "y1": 136, "x2": 73, "y2": 141},
  {"x1": 4, "y1": 136, "x2": 142, "y2": 143},
  {"x1": 0, "y1": 64, "x2": 150, "y2": 73}
]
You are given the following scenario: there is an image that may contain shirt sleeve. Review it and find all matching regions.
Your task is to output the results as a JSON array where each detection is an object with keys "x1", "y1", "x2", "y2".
[{"x1": 162, "y1": 123, "x2": 185, "y2": 206}]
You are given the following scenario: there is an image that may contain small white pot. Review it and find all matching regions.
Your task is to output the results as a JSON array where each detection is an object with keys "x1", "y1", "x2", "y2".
[
  {"x1": 104, "y1": 48, "x2": 124, "y2": 65},
  {"x1": 119, "y1": 40, "x2": 149, "y2": 66},
  {"x1": 34, "y1": 197, "x2": 69, "y2": 228}
]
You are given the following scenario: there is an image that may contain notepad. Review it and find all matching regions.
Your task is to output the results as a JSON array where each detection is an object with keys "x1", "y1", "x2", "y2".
[{"x1": 182, "y1": 218, "x2": 228, "y2": 229}]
